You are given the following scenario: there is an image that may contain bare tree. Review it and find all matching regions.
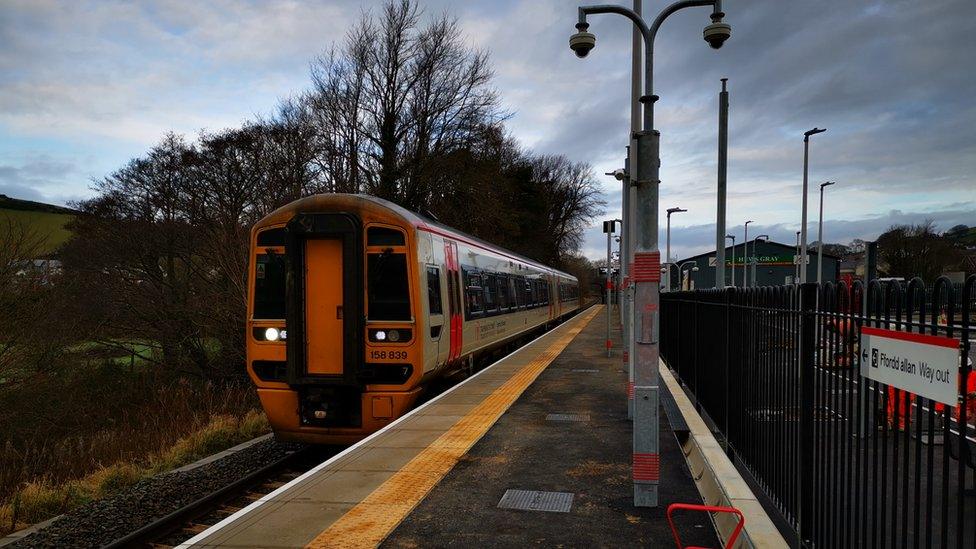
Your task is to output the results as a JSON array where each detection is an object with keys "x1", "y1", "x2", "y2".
[{"x1": 306, "y1": 0, "x2": 503, "y2": 209}]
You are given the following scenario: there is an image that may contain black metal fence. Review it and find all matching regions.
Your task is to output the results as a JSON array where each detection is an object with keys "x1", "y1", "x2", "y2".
[{"x1": 661, "y1": 276, "x2": 976, "y2": 548}]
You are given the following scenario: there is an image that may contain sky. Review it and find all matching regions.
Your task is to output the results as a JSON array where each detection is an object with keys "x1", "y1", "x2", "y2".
[{"x1": 1, "y1": 0, "x2": 974, "y2": 261}]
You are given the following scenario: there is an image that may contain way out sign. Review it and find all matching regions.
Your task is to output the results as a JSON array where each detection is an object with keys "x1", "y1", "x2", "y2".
[{"x1": 860, "y1": 327, "x2": 961, "y2": 406}]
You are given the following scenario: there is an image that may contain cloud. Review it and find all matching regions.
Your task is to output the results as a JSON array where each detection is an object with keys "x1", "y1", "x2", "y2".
[{"x1": 0, "y1": 0, "x2": 972, "y2": 255}]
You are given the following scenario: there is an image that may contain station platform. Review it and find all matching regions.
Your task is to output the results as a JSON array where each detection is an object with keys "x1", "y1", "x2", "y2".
[{"x1": 180, "y1": 305, "x2": 718, "y2": 548}]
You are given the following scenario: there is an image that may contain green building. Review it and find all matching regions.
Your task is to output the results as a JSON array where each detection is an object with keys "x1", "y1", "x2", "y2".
[{"x1": 671, "y1": 240, "x2": 840, "y2": 290}]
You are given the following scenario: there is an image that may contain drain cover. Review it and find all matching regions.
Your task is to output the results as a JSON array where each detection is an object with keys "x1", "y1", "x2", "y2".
[
  {"x1": 571, "y1": 369, "x2": 599, "y2": 373},
  {"x1": 497, "y1": 489, "x2": 573, "y2": 513},
  {"x1": 546, "y1": 413, "x2": 589, "y2": 422}
]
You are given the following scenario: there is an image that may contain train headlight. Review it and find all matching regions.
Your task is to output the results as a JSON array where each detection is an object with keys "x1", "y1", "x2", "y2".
[
  {"x1": 369, "y1": 328, "x2": 412, "y2": 343},
  {"x1": 264, "y1": 328, "x2": 280, "y2": 342}
]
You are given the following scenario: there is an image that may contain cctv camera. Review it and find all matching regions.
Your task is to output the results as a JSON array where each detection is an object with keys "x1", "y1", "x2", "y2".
[
  {"x1": 569, "y1": 30, "x2": 596, "y2": 58},
  {"x1": 703, "y1": 21, "x2": 731, "y2": 49},
  {"x1": 611, "y1": 168, "x2": 627, "y2": 181}
]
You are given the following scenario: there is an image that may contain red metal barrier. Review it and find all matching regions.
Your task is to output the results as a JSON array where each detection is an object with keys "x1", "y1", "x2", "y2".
[{"x1": 667, "y1": 503, "x2": 745, "y2": 549}]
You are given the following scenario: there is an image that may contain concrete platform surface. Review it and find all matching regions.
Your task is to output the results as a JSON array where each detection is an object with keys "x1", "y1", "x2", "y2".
[
  {"x1": 383, "y1": 307, "x2": 717, "y2": 548},
  {"x1": 181, "y1": 305, "x2": 718, "y2": 548}
]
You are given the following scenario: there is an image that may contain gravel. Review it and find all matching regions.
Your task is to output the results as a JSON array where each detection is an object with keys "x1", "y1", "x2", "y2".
[{"x1": 9, "y1": 438, "x2": 305, "y2": 549}]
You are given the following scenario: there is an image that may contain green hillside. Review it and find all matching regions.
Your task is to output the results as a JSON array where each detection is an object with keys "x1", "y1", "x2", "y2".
[{"x1": 0, "y1": 194, "x2": 76, "y2": 256}]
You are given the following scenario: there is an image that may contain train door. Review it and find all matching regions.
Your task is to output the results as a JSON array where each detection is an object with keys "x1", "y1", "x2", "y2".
[
  {"x1": 284, "y1": 212, "x2": 361, "y2": 387},
  {"x1": 305, "y1": 238, "x2": 344, "y2": 375},
  {"x1": 425, "y1": 264, "x2": 444, "y2": 367},
  {"x1": 444, "y1": 241, "x2": 463, "y2": 362}
]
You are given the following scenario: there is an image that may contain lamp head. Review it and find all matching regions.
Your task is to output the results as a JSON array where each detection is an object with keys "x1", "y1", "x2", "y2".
[
  {"x1": 692, "y1": 266, "x2": 700, "y2": 272},
  {"x1": 667, "y1": 207, "x2": 687, "y2": 214},
  {"x1": 570, "y1": 23, "x2": 596, "y2": 58},
  {"x1": 821, "y1": 181, "x2": 835, "y2": 189},
  {"x1": 804, "y1": 127, "x2": 827, "y2": 138}
]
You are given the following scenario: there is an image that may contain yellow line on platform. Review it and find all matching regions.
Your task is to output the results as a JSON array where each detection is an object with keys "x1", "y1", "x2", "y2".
[{"x1": 305, "y1": 306, "x2": 601, "y2": 549}]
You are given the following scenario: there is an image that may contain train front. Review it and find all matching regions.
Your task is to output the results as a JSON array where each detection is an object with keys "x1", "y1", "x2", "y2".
[{"x1": 246, "y1": 194, "x2": 425, "y2": 445}]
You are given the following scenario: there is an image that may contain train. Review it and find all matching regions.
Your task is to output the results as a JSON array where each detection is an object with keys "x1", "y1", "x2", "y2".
[{"x1": 246, "y1": 194, "x2": 580, "y2": 444}]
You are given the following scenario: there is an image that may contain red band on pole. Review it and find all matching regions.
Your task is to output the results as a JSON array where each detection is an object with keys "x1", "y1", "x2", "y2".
[
  {"x1": 606, "y1": 339, "x2": 613, "y2": 349},
  {"x1": 623, "y1": 351, "x2": 629, "y2": 362},
  {"x1": 606, "y1": 280, "x2": 612, "y2": 290},
  {"x1": 632, "y1": 252, "x2": 661, "y2": 283},
  {"x1": 633, "y1": 453, "x2": 660, "y2": 481},
  {"x1": 627, "y1": 381, "x2": 635, "y2": 398}
]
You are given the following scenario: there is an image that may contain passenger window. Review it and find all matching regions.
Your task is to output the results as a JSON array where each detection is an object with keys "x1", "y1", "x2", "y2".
[
  {"x1": 484, "y1": 273, "x2": 497, "y2": 311},
  {"x1": 497, "y1": 275, "x2": 510, "y2": 309},
  {"x1": 464, "y1": 270, "x2": 484, "y2": 316},
  {"x1": 426, "y1": 266, "x2": 442, "y2": 316}
]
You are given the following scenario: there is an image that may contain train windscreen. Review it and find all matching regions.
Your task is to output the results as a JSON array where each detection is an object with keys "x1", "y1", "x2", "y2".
[
  {"x1": 254, "y1": 252, "x2": 286, "y2": 319},
  {"x1": 367, "y1": 251, "x2": 411, "y2": 320}
]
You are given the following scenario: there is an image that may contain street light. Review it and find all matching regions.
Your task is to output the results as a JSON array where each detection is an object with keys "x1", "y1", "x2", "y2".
[
  {"x1": 665, "y1": 207, "x2": 687, "y2": 292},
  {"x1": 800, "y1": 127, "x2": 826, "y2": 283},
  {"x1": 571, "y1": 0, "x2": 730, "y2": 508},
  {"x1": 751, "y1": 234, "x2": 769, "y2": 287},
  {"x1": 742, "y1": 220, "x2": 753, "y2": 287},
  {"x1": 725, "y1": 234, "x2": 735, "y2": 287},
  {"x1": 817, "y1": 181, "x2": 835, "y2": 285},
  {"x1": 679, "y1": 260, "x2": 699, "y2": 290}
]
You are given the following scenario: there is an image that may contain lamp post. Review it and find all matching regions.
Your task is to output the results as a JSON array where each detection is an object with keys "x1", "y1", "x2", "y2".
[
  {"x1": 679, "y1": 261, "x2": 699, "y2": 290},
  {"x1": 800, "y1": 127, "x2": 826, "y2": 283},
  {"x1": 751, "y1": 234, "x2": 768, "y2": 287},
  {"x1": 742, "y1": 220, "x2": 752, "y2": 287},
  {"x1": 604, "y1": 219, "x2": 621, "y2": 357},
  {"x1": 725, "y1": 234, "x2": 735, "y2": 287},
  {"x1": 665, "y1": 207, "x2": 687, "y2": 292},
  {"x1": 571, "y1": 0, "x2": 730, "y2": 508},
  {"x1": 817, "y1": 181, "x2": 835, "y2": 285}
]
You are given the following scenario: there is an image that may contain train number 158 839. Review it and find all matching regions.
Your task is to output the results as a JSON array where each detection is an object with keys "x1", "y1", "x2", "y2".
[{"x1": 369, "y1": 349, "x2": 408, "y2": 360}]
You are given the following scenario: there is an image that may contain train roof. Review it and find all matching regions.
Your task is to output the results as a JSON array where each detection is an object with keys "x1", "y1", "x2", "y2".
[{"x1": 257, "y1": 193, "x2": 577, "y2": 281}]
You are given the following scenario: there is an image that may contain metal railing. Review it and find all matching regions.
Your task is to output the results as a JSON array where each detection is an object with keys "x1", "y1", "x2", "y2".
[{"x1": 661, "y1": 276, "x2": 976, "y2": 548}]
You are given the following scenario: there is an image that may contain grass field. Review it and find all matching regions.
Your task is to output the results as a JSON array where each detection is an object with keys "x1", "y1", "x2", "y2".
[{"x1": 0, "y1": 209, "x2": 74, "y2": 255}]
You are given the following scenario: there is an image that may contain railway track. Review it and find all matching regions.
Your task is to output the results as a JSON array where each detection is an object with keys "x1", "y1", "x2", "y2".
[{"x1": 102, "y1": 446, "x2": 335, "y2": 549}]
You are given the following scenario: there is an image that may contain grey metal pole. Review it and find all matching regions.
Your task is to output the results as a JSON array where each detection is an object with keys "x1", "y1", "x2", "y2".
[
  {"x1": 715, "y1": 78, "x2": 728, "y2": 288},
  {"x1": 817, "y1": 181, "x2": 834, "y2": 285},
  {"x1": 795, "y1": 230, "x2": 801, "y2": 283},
  {"x1": 575, "y1": 0, "x2": 730, "y2": 510},
  {"x1": 743, "y1": 220, "x2": 752, "y2": 287},
  {"x1": 800, "y1": 128, "x2": 825, "y2": 283},
  {"x1": 726, "y1": 234, "x2": 735, "y2": 287},
  {"x1": 626, "y1": 0, "x2": 641, "y2": 423},
  {"x1": 606, "y1": 220, "x2": 613, "y2": 357}
]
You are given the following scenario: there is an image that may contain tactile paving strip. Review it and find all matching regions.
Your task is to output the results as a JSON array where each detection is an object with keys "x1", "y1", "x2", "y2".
[
  {"x1": 304, "y1": 306, "x2": 601, "y2": 549},
  {"x1": 497, "y1": 489, "x2": 574, "y2": 513}
]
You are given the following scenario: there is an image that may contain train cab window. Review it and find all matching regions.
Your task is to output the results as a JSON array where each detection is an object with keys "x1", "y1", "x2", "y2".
[
  {"x1": 367, "y1": 227, "x2": 405, "y2": 246},
  {"x1": 426, "y1": 266, "x2": 442, "y2": 316},
  {"x1": 257, "y1": 228, "x2": 286, "y2": 246},
  {"x1": 367, "y1": 251, "x2": 411, "y2": 320},
  {"x1": 254, "y1": 251, "x2": 286, "y2": 319}
]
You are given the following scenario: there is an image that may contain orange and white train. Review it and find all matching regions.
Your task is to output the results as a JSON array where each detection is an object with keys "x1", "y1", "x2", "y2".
[{"x1": 246, "y1": 194, "x2": 580, "y2": 444}]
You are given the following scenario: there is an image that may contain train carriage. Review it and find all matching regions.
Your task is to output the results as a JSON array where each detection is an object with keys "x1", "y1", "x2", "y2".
[{"x1": 247, "y1": 194, "x2": 579, "y2": 445}]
